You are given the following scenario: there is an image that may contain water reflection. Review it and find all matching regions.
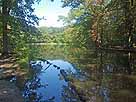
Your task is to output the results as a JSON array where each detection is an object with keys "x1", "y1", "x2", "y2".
[
  {"x1": 23, "y1": 60, "x2": 83, "y2": 102},
  {"x1": 25, "y1": 44, "x2": 136, "y2": 102}
]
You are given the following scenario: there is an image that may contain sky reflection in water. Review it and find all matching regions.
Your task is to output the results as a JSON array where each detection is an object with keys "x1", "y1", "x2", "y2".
[{"x1": 23, "y1": 60, "x2": 81, "y2": 102}]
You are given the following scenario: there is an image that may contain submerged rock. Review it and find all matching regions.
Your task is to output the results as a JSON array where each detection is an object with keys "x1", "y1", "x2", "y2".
[{"x1": 69, "y1": 80, "x2": 101, "y2": 102}]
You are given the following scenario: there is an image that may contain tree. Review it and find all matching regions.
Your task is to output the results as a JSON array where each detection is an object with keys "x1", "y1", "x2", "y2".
[
  {"x1": 0, "y1": 0, "x2": 41, "y2": 55},
  {"x1": 1, "y1": 0, "x2": 9, "y2": 55},
  {"x1": 61, "y1": 0, "x2": 136, "y2": 49}
]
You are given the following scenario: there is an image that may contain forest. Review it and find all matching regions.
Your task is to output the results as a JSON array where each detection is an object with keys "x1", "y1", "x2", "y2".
[
  {"x1": 0, "y1": 0, "x2": 136, "y2": 102},
  {"x1": 0, "y1": 0, "x2": 136, "y2": 56}
]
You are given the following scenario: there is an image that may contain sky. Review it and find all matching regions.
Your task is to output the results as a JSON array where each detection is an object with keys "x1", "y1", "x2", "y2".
[{"x1": 34, "y1": 0, "x2": 70, "y2": 27}]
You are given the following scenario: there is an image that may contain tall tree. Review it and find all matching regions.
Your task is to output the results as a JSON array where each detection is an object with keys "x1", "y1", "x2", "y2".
[
  {"x1": 1, "y1": 0, "x2": 9, "y2": 55},
  {"x1": 61, "y1": 0, "x2": 136, "y2": 49},
  {"x1": 0, "y1": 0, "x2": 41, "y2": 55}
]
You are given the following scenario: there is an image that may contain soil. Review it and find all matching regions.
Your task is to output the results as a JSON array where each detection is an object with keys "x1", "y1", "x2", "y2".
[
  {"x1": 0, "y1": 55, "x2": 25, "y2": 102},
  {"x1": 0, "y1": 80, "x2": 24, "y2": 102}
]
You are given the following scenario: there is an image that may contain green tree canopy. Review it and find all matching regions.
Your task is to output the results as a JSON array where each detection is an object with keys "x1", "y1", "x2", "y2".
[{"x1": 0, "y1": 0, "x2": 41, "y2": 55}]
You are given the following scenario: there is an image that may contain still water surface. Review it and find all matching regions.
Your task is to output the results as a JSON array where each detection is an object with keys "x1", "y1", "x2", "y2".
[
  {"x1": 22, "y1": 45, "x2": 136, "y2": 102},
  {"x1": 23, "y1": 60, "x2": 82, "y2": 102}
]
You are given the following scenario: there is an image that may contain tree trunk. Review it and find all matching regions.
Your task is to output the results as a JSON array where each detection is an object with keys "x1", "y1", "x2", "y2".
[{"x1": 2, "y1": 0, "x2": 8, "y2": 55}]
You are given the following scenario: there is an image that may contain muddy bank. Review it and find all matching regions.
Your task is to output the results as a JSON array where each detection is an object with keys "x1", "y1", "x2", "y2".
[
  {"x1": 0, "y1": 55, "x2": 28, "y2": 102},
  {"x1": 0, "y1": 80, "x2": 24, "y2": 102},
  {"x1": 0, "y1": 55, "x2": 27, "y2": 79}
]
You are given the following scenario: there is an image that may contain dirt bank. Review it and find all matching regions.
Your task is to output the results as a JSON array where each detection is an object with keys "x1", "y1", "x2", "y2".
[
  {"x1": 0, "y1": 55, "x2": 27, "y2": 102},
  {"x1": 0, "y1": 80, "x2": 24, "y2": 102}
]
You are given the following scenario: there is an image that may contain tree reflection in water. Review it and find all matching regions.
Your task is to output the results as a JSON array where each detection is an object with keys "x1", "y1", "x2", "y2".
[
  {"x1": 61, "y1": 85, "x2": 81, "y2": 102},
  {"x1": 25, "y1": 45, "x2": 136, "y2": 102},
  {"x1": 23, "y1": 75, "x2": 48, "y2": 102},
  {"x1": 23, "y1": 60, "x2": 84, "y2": 102}
]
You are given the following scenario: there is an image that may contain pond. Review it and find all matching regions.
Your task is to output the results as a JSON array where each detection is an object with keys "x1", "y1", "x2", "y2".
[{"x1": 22, "y1": 44, "x2": 136, "y2": 102}]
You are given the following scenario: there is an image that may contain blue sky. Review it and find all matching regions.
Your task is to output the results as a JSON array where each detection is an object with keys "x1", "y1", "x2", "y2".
[{"x1": 34, "y1": 0, "x2": 70, "y2": 27}]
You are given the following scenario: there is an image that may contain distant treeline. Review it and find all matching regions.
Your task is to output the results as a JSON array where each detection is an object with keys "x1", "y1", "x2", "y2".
[{"x1": 38, "y1": 27, "x2": 64, "y2": 35}]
